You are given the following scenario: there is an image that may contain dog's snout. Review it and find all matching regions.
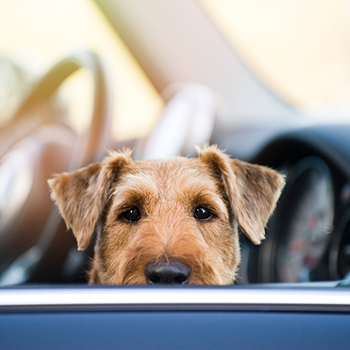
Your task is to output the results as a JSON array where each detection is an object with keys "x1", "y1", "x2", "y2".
[{"x1": 145, "y1": 260, "x2": 191, "y2": 285}]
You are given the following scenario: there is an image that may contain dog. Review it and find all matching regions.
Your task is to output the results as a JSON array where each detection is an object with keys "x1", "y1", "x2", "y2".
[{"x1": 48, "y1": 145, "x2": 285, "y2": 285}]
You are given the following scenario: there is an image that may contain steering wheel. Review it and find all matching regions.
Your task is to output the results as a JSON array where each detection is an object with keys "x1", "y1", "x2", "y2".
[
  {"x1": 134, "y1": 83, "x2": 217, "y2": 160},
  {"x1": 0, "y1": 51, "x2": 111, "y2": 285}
]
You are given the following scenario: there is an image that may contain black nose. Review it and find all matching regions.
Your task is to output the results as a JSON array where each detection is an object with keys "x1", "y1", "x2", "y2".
[{"x1": 144, "y1": 260, "x2": 191, "y2": 285}]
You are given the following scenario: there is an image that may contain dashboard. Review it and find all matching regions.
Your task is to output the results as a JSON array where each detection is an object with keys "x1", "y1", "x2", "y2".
[{"x1": 229, "y1": 124, "x2": 350, "y2": 284}]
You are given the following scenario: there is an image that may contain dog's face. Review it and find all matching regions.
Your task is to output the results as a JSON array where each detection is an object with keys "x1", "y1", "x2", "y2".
[{"x1": 49, "y1": 146, "x2": 285, "y2": 285}]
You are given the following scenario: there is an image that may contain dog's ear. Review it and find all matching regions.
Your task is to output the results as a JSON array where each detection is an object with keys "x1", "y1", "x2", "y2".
[
  {"x1": 48, "y1": 150, "x2": 132, "y2": 250},
  {"x1": 197, "y1": 145, "x2": 285, "y2": 244}
]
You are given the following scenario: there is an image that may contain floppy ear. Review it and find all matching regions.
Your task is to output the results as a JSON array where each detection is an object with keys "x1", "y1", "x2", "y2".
[
  {"x1": 197, "y1": 145, "x2": 285, "y2": 244},
  {"x1": 48, "y1": 150, "x2": 132, "y2": 250}
]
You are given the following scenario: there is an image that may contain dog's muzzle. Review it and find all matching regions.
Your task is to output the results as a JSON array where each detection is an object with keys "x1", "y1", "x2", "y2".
[{"x1": 144, "y1": 259, "x2": 191, "y2": 285}]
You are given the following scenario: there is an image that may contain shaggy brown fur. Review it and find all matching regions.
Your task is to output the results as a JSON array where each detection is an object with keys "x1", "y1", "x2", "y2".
[{"x1": 48, "y1": 145, "x2": 285, "y2": 285}]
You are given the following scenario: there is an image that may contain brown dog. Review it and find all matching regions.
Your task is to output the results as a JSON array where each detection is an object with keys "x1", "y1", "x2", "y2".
[{"x1": 48, "y1": 145, "x2": 285, "y2": 285}]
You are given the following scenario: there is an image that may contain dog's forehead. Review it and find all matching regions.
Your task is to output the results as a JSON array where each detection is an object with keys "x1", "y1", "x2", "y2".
[
  {"x1": 114, "y1": 157, "x2": 222, "y2": 198},
  {"x1": 128, "y1": 157, "x2": 212, "y2": 184}
]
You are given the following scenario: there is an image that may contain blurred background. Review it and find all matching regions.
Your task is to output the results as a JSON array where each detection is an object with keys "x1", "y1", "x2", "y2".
[
  {"x1": 1, "y1": 0, "x2": 350, "y2": 285},
  {"x1": 0, "y1": 0, "x2": 162, "y2": 140},
  {"x1": 2, "y1": 0, "x2": 350, "y2": 136}
]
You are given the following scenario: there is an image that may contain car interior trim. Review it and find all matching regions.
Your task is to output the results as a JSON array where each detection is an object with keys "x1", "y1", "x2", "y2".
[{"x1": 1, "y1": 286, "x2": 349, "y2": 310}]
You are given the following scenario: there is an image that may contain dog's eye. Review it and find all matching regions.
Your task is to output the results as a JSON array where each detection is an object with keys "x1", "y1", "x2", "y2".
[
  {"x1": 122, "y1": 208, "x2": 141, "y2": 222},
  {"x1": 194, "y1": 207, "x2": 213, "y2": 221}
]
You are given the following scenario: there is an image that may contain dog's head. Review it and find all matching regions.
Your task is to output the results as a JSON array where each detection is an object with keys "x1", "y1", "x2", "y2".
[{"x1": 49, "y1": 146, "x2": 285, "y2": 285}]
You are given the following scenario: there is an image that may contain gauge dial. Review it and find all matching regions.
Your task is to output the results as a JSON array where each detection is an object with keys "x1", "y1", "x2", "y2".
[
  {"x1": 275, "y1": 157, "x2": 334, "y2": 282},
  {"x1": 329, "y1": 207, "x2": 350, "y2": 280}
]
